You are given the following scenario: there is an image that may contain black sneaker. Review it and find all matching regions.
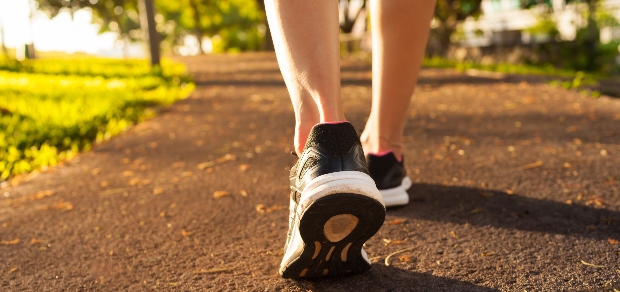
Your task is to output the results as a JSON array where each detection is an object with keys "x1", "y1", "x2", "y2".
[
  {"x1": 280, "y1": 122, "x2": 386, "y2": 279},
  {"x1": 366, "y1": 152, "x2": 412, "y2": 207}
]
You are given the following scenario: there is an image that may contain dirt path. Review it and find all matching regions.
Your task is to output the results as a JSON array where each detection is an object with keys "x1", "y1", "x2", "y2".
[{"x1": 1, "y1": 52, "x2": 619, "y2": 291}]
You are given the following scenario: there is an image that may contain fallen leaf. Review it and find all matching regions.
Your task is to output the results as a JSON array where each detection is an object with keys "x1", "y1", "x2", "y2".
[
  {"x1": 153, "y1": 187, "x2": 164, "y2": 195},
  {"x1": 580, "y1": 260, "x2": 605, "y2": 268},
  {"x1": 585, "y1": 197, "x2": 604, "y2": 207},
  {"x1": 7, "y1": 268, "x2": 17, "y2": 274},
  {"x1": 398, "y1": 255, "x2": 412, "y2": 263},
  {"x1": 504, "y1": 189, "x2": 514, "y2": 195},
  {"x1": 172, "y1": 162, "x2": 185, "y2": 169},
  {"x1": 387, "y1": 219, "x2": 406, "y2": 225},
  {"x1": 213, "y1": 191, "x2": 229, "y2": 198},
  {"x1": 0, "y1": 239, "x2": 19, "y2": 245},
  {"x1": 240, "y1": 190, "x2": 248, "y2": 197},
  {"x1": 604, "y1": 176, "x2": 616, "y2": 186},
  {"x1": 129, "y1": 178, "x2": 141, "y2": 186},
  {"x1": 197, "y1": 162, "x2": 215, "y2": 170},
  {"x1": 239, "y1": 164, "x2": 250, "y2": 171},
  {"x1": 100, "y1": 181, "x2": 109, "y2": 188},
  {"x1": 519, "y1": 161, "x2": 543, "y2": 170},
  {"x1": 522, "y1": 96, "x2": 536, "y2": 104},
  {"x1": 432, "y1": 154, "x2": 445, "y2": 161},
  {"x1": 266, "y1": 205, "x2": 286, "y2": 213},
  {"x1": 181, "y1": 171, "x2": 194, "y2": 177},
  {"x1": 31, "y1": 190, "x2": 55, "y2": 200},
  {"x1": 194, "y1": 267, "x2": 234, "y2": 274},
  {"x1": 608, "y1": 238, "x2": 619, "y2": 245},
  {"x1": 382, "y1": 238, "x2": 408, "y2": 246},
  {"x1": 122, "y1": 171, "x2": 134, "y2": 177},
  {"x1": 30, "y1": 238, "x2": 42, "y2": 245},
  {"x1": 39, "y1": 200, "x2": 73, "y2": 211},
  {"x1": 181, "y1": 229, "x2": 191, "y2": 237},
  {"x1": 384, "y1": 247, "x2": 416, "y2": 266},
  {"x1": 256, "y1": 204, "x2": 266, "y2": 214},
  {"x1": 215, "y1": 154, "x2": 236, "y2": 164}
]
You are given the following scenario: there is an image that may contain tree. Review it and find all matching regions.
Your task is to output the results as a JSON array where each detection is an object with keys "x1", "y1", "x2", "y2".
[
  {"x1": 138, "y1": 0, "x2": 160, "y2": 67},
  {"x1": 0, "y1": 14, "x2": 8, "y2": 58},
  {"x1": 255, "y1": 0, "x2": 274, "y2": 51},
  {"x1": 189, "y1": 0, "x2": 205, "y2": 54},
  {"x1": 36, "y1": 0, "x2": 142, "y2": 51},
  {"x1": 434, "y1": 0, "x2": 483, "y2": 56},
  {"x1": 339, "y1": 0, "x2": 366, "y2": 34},
  {"x1": 35, "y1": 0, "x2": 264, "y2": 55}
]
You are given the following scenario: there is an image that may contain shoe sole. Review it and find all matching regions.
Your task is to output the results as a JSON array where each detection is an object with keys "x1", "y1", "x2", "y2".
[
  {"x1": 281, "y1": 193, "x2": 385, "y2": 279},
  {"x1": 380, "y1": 176, "x2": 412, "y2": 208},
  {"x1": 280, "y1": 173, "x2": 385, "y2": 279}
]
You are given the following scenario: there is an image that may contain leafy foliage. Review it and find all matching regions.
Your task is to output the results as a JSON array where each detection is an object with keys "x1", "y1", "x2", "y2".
[
  {"x1": 0, "y1": 58, "x2": 194, "y2": 180},
  {"x1": 431, "y1": 0, "x2": 484, "y2": 55},
  {"x1": 35, "y1": 0, "x2": 265, "y2": 53}
]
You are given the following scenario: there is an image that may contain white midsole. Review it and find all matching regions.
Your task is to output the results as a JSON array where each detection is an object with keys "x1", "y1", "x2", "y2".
[
  {"x1": 380, "y1": 176, "x2": 412, "y2": 207},
  {"x1": 280, "y1": 171, "x2": 383, "y2": 274},
  {"x1": 299, "y1": 171, "x2": 384, "y2": 211}
]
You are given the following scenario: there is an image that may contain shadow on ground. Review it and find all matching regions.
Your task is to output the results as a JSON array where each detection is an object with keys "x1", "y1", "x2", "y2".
[
  {"x1": 392, "y1": 184, "x2": 619, "y2": 241},
  {"x1": 291, "y1": 264, "x2": 497, "y2": 292}
]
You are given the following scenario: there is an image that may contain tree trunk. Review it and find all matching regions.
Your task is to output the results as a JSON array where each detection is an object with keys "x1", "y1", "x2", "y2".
[
  {"x1": 27, "y1": 2, "x2": 36, "y2": 59},
  {"x1": 256, "y1": 0, "x2": 274, "y2": 51},
  {"x1": 138, "y1": 0, "x2": 161, "y2": 68},
  {"x1": 584, "y1": 0, "x2": 599, "y2": 70},
  {"x1": 0, "y1": 15, "x2": 8, "y2": 58},
  {"x1": 436, "y1": 24, "x2": 455, "y2": 57},
  {"x1": 189, "y1": 0, "x2": 205, "y2": 54}
]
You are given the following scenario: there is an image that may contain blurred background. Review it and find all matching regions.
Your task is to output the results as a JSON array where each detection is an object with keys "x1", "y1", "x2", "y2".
[
  {"x1": 1, "y1": 0, "x2": 620, "y2": 73},
  {"x1": 1, "y1": 0, "x2": 619, "y2": 182}
]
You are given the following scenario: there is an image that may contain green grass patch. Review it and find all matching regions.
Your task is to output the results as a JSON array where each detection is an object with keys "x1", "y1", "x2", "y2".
[
  {"x1": 423, "y1": 56, "x2": 586, "y2": 77},
  {"x1": 0, "y1": 57, "x2": 194, "y2": 180},
  {"x1": 422, "y1": 57, "x2": 601, "y2": 95}
]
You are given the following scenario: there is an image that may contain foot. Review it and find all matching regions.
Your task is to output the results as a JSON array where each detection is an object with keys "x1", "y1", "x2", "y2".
[
  {"x1": 280, "y1": 122, "x2": 386, "y2": 279},
  {"x1": 366, "y1": 152, "x2": 412, "y2": 208}
]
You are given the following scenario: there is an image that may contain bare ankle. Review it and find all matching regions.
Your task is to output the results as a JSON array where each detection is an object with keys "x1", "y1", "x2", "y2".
[{"x1": 360, "y1": 129, "x2": 403, "y2": 159}]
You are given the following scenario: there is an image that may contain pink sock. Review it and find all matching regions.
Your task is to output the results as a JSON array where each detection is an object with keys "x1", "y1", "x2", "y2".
[{"x1": 319, "y1": 121, "x2": 348, "y2": 125}]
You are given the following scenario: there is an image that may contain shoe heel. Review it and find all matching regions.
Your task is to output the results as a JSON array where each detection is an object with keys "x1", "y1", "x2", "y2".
[{"x1": 281, "y1": 193, "x2": 385, "y2": 279}]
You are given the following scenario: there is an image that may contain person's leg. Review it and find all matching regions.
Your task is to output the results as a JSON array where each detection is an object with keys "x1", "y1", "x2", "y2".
[
  {"x1": 264, "y1": 0, "x2": 344, "y2": 155},
  {"x1": 265, "y1": 0, "x2": 385, "y2": 279},
  {"x1": 361, "y1": 0, "x2": 436, "y2": 159}
]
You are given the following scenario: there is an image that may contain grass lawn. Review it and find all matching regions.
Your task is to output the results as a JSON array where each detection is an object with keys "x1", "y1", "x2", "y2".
[{"x1": 0, "y1": 57, "x2": 194, "y2": 181}]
